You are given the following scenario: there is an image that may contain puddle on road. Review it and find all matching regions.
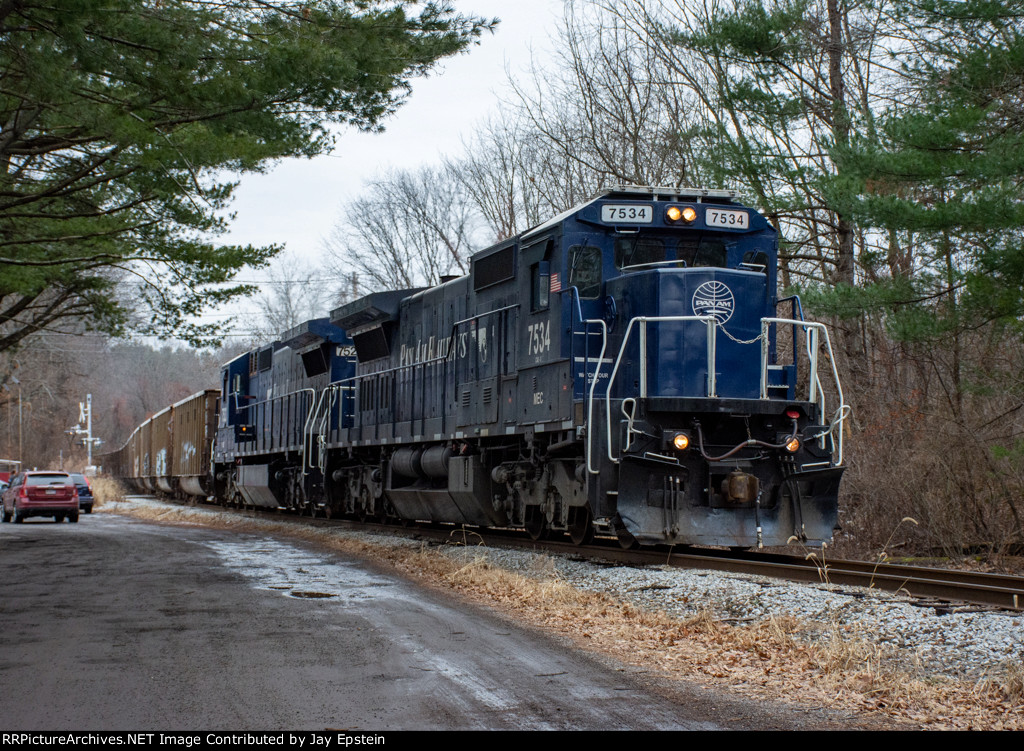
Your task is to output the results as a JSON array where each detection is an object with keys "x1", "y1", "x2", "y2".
[
  {"x1": 203, "y1": 538, "x2": 394, "y2": 603},
  {"x1": 290, "y1": 591, "x2": 337, "y2": 599}
]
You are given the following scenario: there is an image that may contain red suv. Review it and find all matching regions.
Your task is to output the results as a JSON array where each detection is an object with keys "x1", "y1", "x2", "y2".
[{"x1": 2, "y1": 471, "x2": 80, "y2": 523}]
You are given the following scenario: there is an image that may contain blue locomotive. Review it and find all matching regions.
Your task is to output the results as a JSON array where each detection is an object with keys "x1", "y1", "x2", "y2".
[{"x1": 109, "y1": 187, "x2": 849, "y2": 549}]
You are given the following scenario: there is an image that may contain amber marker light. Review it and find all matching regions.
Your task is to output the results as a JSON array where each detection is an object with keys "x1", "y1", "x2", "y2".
[
  {"x1": 672, "y1": 433, "x2": 691, "y2": 451},
  {"x1": 784, "y1": 437, "x2": 801, "y2": 453}
]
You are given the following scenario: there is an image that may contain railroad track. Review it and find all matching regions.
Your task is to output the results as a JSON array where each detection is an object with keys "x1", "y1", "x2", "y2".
[
  {"x1": 402, "y1": 525, "x2": 1024, "y2": 612},
  {"x1": 151, "y1": 495, "x2": 1024, "y2": 613}
]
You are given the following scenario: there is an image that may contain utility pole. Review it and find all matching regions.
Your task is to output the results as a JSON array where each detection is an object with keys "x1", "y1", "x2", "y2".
[
  {"x1": 85, "y1": 394, "x2": 93, "y2": 467},
  {"x1": 67, "y1": 394, "x2": 101, "y2": 470}
]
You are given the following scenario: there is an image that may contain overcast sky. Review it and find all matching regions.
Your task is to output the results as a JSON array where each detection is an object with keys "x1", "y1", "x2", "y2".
[{"x1": 221, "y1": 0, "x2": 560, "y2": 267}]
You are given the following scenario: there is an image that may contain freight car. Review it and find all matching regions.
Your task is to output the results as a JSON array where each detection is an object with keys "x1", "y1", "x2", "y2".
[
  {"x1": 101, "y1": 186, "x2": 849, "y2": 549},
  {"x1": 108, "y1": 390, "x2": 219, "y2": 500}
]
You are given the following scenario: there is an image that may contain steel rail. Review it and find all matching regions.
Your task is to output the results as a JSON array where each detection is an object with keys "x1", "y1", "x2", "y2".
[{"x1": 368, "y1": 524, "x2": 1024, "y2": 611}]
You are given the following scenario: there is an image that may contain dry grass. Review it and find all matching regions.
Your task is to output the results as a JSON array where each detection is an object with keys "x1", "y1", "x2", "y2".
[
  {"x1": 103, "y1": 501, "x2": 1024, "y2": 729},
  {"x1": 975, "y1": 662, "x2": 1024, "y2": 707},
  {"x1": 89, "y1": 476, "x2": 127, "y2": 507}
]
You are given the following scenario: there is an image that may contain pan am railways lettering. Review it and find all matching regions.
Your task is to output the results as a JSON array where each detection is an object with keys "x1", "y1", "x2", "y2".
[{"x1": 398, "y1": 329, "x2": 488, "y2": 368}]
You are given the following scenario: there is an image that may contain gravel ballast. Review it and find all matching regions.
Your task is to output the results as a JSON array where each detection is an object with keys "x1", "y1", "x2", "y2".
[{"x1": 441, "y1": 543, "x2": 1023, "y2": 682}]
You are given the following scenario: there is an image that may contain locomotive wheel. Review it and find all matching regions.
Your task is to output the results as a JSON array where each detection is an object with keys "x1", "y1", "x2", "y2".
[
  {"x1": 524, "y1": 506, "x2": 548, "y2": 541},
  {"x1": 613, "y1": 516, "x2": 639, "y2": 550},
  {"x1": 568, "y1": 506, "x2": 594, "y2": 546}
]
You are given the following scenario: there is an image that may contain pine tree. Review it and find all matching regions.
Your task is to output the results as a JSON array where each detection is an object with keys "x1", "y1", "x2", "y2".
[
  {"x1": 0, "y1": 0, "x2": 493, "y2": 349},
  {"x1": 826, "y1": 0, "x2": 1024, "y2": 335}
]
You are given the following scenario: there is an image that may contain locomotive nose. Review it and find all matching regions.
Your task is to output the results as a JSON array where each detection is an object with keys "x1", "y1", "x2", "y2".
[{"x1": 604, "y1": 268, "x2": 769, "y2": 400}]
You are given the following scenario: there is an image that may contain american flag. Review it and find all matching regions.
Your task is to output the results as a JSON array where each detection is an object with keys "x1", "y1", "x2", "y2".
[{"x1": 549, "y1": 272, "x2": 562, "y2": 293}]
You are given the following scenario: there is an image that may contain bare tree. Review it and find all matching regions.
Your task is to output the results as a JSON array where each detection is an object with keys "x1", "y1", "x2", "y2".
[
  {"x1": 447, "y1": 113, "x2": 546, "y2": 241},
  {"x1": 246, "y1": 252, "x2": 341, "y2": 341},
  {"x1": 508, "y1": 1, "x2": 698, "y2": 192},
  {"x1": 0, "y1": 334, "x2": 230, "y2": 468},
  {"x1": 444, "y1": 3, "x2": 702, "y2": 243},
  {"x1": 324, "y1": 166, "x2": 482, "y2": 291}
]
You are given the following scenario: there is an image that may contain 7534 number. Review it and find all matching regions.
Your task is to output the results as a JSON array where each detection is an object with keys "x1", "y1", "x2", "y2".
[{"x1": 527, "y1": 321, "x2": 551, "y2": 356}]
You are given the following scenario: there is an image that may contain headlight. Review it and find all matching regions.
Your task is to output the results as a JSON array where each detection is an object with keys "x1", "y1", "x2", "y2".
[
  {"x1": 672, "y1": 432, "x2": 691, "y2": 451},
  {"x1": 665, "y1": 205, "x2": 697, "y2": 224}
]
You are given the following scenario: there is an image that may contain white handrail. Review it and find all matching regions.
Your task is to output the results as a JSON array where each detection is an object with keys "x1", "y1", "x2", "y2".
[
  {"x1": 585, "y1": 314, "x2": 848, "y2": 468},
  {"x1": 301, "y1": 387, "x2": 324, "y2": 476},
  {"x1": 315, "y1": 385, "x2": 340, "y2": 472},
  {"x1": 584, "y1": 319, "x2": 608, "y2": 475},
  {"x1": 600, "y1": 315, "x2": 717, "y2": 464},
  {"x1": 759, "y1": 317, "x2": 847, "y2": 465}
]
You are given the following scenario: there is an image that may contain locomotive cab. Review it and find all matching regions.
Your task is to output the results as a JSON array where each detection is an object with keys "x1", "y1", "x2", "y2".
[{"x1": 548, "y1": 188, "x2": 847, "y2": 547}]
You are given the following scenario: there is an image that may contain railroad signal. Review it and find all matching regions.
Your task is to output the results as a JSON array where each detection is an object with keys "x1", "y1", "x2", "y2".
[{"x1": 66, "y1": 394, "x2": 102, "y2": 466}]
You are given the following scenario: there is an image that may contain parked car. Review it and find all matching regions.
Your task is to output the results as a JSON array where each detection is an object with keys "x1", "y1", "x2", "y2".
[
  {"x1": 1, "y1": 471, "x2": 79, "y2": 523},
  {"x1": 69, "y1": 473, "x2": 94, "y2": 514}
]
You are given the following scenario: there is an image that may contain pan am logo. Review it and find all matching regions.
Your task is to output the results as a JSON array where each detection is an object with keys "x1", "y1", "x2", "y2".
[{"x1": 692, "y1": 281, "x2": 735, "y2": 324}]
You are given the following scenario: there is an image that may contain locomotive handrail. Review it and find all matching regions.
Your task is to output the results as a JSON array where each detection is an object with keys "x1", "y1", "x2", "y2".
[
  {"x1": 303, "y1": 387, "x2": 330, "y2": 476},
  {"x1": 283, "y1": 387, "x2": 317, "y2": 476},
  {"x1": 772, "y1": 295, "x2": 808, "y2": 374},
  {"x1": 777, "y1": 294, "x2": 806, "y2": 322},
  {"x1": 567, "y1": 285, "x2": 584, "y2": 325},
  {"x1": 235, "y1": 387, "x2": 317, "y2": 460},
  {"x1": 601, "y1": 315, "x2": 718, "y2": 464},
  {"x1": 332, "y1": 304, "x2": 516, "y2": 387},
  {"x1": 321, "y1": 380, "x2": 356, "y2": 432},
  {"x1": 566, "y1": 285, "x2": 590, "y2": 377},
  {"x1": 327, "y1": 303, "x2": 520, "y2": 440},
  {"x1": 758, "y1": 317, "x2": 847, "y2": 465},
  {"x1": 451, "y1": 303, "x2": 518, "y2": 330},
  {"x1": 619, "y1": 259, "x2": 688, "y2": 272},
  {"x1": 233, "y1": 386, "x2": 313, "y2": 415},
  {"x1": 313, "y1": 386, "x2": 339, "y2": 473},
  {"x1": 584, "y1": 318, "x2": 608, "y2": 475},
  {"x1": 565, "y1": 283, "x2": 608, "y2": 475}
]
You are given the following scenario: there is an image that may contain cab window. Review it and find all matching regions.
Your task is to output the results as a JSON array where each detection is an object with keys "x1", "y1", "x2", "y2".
[
  {"x1": 614, "y1": 237, "x2": 664, "y2": 269},
  {"x1": 568, "y1": 246, "x2": 602, "y2": 299},
  {"x1": 741, "y1": 250, "x2": 769, "y2": 271},
  {"x1": 530, "y1": 262, "x2": 550, "y2": 311},
  {"x1": 677, "y1": 238, "x2": 727, "y2": 268}
]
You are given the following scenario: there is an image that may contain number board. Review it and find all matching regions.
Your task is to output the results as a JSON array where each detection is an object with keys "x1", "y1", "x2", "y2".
[
  {"x1": 705, "y1": 208, "x2": 749, "y2": 229},
  {"x1": 601, "y1": 204, "x2": 653, "y2": 223}
]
